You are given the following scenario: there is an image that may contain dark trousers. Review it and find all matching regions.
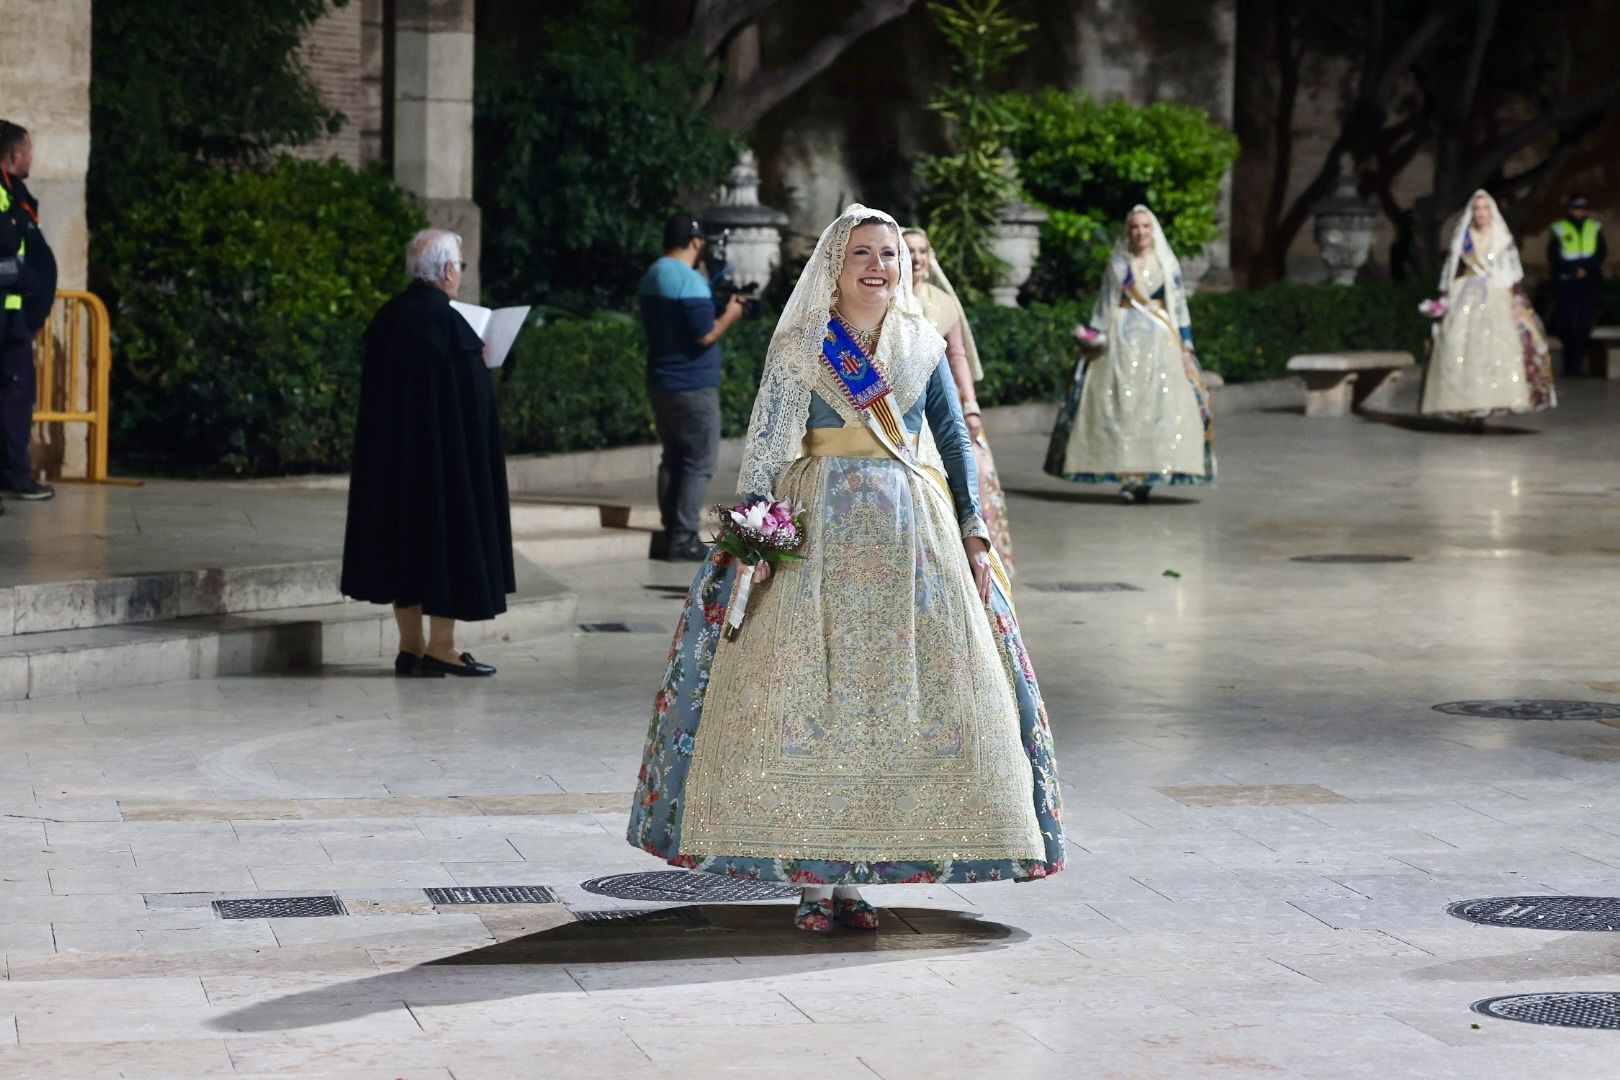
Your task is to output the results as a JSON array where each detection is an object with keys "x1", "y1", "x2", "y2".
[
  {"x1": 0, "y1": 340, "x2": 33, "y2": 487},
  {"x1": 1554, "y1": 279, "x2": 1598, "y2": 376},
  {"x1": 648, "y1": 384, "x2": 720, "y2": 545}
]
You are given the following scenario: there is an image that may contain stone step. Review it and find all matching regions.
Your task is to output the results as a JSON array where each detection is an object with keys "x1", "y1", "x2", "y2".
[
  {"x1": 512, "y1": 527, "x2": 652, "y2": 569},
  {"x1": 2, "y1": 502, "x2": 645, "y2": 639},
  {"x1": 0, "y1": 574, "x2": 578, "y2": 703}
]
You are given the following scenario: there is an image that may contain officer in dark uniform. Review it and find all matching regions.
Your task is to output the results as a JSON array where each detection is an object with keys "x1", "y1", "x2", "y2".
[
  {"x1": 1548, "y1": 195, "x2": 1606, "y2": 378},
  {"x1": 0, "y1": 120, "x2": 53, "y2": 502}
]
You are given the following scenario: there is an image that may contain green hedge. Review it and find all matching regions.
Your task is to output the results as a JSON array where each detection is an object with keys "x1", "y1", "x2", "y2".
[
  {"x1": 105, "y1": 157, "x2": 425, "y2": 475},
  {"x1": 497, "y1": 281, "x2": 1431, "y2": 457}
]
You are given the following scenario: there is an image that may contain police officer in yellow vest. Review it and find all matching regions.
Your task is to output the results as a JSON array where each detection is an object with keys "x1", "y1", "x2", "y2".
[
  {"x1": 1548, "y1": 195, "x2": 1606, "y2": 377},
  {"x1": 0, "y1": 121, "x2": 54, "y2": 502}
]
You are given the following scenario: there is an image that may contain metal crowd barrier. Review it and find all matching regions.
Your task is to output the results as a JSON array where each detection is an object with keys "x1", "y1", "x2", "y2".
[{"x1": 30, "y1": 289, "x2": 127, "y2": 484}]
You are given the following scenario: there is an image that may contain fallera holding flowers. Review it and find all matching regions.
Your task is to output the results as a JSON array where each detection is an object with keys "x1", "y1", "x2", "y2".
[{"x1": 627, "y1": 204, "x2": 1064, "y2": 936}]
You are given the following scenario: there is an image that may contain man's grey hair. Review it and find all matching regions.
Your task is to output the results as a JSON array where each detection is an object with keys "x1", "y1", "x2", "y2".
[{"x1": 406, "y1": 228, "x2": 462, "y2": 283}]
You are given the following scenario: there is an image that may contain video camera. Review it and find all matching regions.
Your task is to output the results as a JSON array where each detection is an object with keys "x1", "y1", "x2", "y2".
[{"x1": 704, "y1": 228, "x2": 762, "y2": 319}]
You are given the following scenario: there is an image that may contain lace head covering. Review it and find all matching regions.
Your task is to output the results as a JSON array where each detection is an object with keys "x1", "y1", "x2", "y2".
[
  {"x1": 1439, "y1": 189, "x2": 1523, "y2": 295},
  {"x1": 737, "y1": 204, "x2": 942, "y2": 497},
  {"x1": 903, "y1": 228, "x2": 983, "y2": 382},
  {"x1": 1088, "y1": 204, "x2": 1191, "y2": 338}
]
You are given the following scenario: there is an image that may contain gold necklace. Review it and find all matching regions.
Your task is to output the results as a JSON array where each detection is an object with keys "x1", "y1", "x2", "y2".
[{"x1": 832, "y1": 308, "x2": 881, "y2": 353}]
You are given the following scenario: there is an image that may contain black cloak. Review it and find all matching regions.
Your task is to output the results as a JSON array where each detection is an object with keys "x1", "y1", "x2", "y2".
[{"x1": 340, "y1": 282, "x2": 515, "y2": 621}]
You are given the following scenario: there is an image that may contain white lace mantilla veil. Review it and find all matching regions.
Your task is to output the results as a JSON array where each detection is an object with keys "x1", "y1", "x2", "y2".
[
  {"x1": 1088, "y1": 204, "x2": 1191, "y2": 337},
  {"x1": 907, "y1": 230, "x2": 984, "y2": 382},
  {"x1": 1438, "y1": 189, "x2": 1524, "y2": 297},
  {"x1": 736, "y1": 203, "x2": 946, "y2": 498}
]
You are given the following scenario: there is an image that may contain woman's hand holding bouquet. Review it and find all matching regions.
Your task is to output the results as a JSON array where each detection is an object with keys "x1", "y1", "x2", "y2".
[{"x1": 710, "y1": 498, "x2": 807, "y2": 639}]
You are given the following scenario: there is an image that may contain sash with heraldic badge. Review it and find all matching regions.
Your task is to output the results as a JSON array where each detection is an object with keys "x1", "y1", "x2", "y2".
[{"x1": 822, "y1": 318, "x2": 892, "y2": 409}]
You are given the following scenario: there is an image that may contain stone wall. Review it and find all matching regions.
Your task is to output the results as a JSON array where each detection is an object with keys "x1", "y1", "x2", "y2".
[{"x1": 0, "y1": 0, "x2": 91, "y2": 293}]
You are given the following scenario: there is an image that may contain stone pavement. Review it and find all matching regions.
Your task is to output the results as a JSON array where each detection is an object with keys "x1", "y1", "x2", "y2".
[{"x1": 0, "y1": 379, "x2": 1618, "y2": 1077}]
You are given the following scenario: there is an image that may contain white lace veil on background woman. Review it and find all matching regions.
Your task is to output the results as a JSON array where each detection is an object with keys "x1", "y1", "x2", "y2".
[
  {"x1": 1438, "y1": 189, "x2": 1524, "y2": 298},
  {"x1": 737, "y1": 204, "x2": 945, "y2": 498},
  {"x1": 1086, "y1": 204, "x2": 1191, "y2": 338},
  {"x1": 906, "y1": 229, "x2": 983, "y2": 383}
]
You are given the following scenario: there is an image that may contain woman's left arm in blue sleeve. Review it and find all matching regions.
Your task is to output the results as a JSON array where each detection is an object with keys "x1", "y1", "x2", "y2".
[{"x1": 923, "y1": 355, "x2": 989, "y2": 540}]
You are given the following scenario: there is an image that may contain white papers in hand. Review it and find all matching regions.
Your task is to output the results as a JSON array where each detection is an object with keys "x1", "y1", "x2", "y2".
[{"x1": 451, "y1": 301, "x2": 531, "y2": 369}]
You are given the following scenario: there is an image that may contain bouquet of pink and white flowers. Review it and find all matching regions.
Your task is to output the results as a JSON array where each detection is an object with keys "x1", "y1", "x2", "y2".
[
  {"x1": 709, "y1": 498, "x2": 807, "y2": 638},
  {"x1": 1418, "y1": 297, "x2": 1448, "y2": 319}
]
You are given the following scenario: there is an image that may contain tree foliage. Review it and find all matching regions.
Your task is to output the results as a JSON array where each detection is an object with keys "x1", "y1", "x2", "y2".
[
  {"x1": 104, "y1": 159, "x2": 424, "y2": 476},
  {"x1": 89, "y1": 0, "x2": 344, "y2": 219},
  {"x1": 1005, "y1": 91, "x2": 1239, "y2": 300},
  {"x1": 915, "y1": 0, "x2": 1035, "y2": 298},
  {"x1": 475, "y1": 0, "x2": 741, "y2": 310}
]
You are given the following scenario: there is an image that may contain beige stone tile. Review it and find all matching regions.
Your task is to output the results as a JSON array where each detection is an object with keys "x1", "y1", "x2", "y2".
[
  {"x1": 1156, "y1": 784, "x2": 1353, "y2": 807},
  {"x1": 293, "y1": 797, "x2": 484, "y2": 819},
  {"x1": 120, "y1": 798, "x2": 303, "y2": 821},
  {"x1": 248, "y1": 862, "x2": 456, "y2": 891},
  {"x1": 471, "y1": 792, "x2": 632, "y2": 815},
  {"x1": 5, "y1": 945, "x2": 378, "y2": 982},
  {"x1": 267, "y1": 913, "x2": 492, "y2": 949},
  {"x1": 222, "y1": 1032, "x2": 649, "y2": 1074},
  {"x1": 15, "y1": 1001, "x2": 421, "y2": 1043},
  {"x1": 1553, "y1": 744, "x2": 1620, "y2": 762},
  {"x1": 0, "y1": 1038, "x2": 234, "y2": 1078}
]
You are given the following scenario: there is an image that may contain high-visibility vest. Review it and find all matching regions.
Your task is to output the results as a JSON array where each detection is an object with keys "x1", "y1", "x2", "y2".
[
  {"x1": 0, "y1": 180, "x2": 19, "y2": 311},
  {"x1": 1553, "y1": 218, "x2": 1602, "y2": 259}
]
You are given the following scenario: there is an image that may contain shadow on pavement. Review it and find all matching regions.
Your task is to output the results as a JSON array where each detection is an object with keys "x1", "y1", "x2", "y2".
[
  {"x1": 1005, "y1": 486, "x2": 1201, "y2": 507},
  {"x1": 209, "y1": 904, "x2": 1026, "y2": 1033}
]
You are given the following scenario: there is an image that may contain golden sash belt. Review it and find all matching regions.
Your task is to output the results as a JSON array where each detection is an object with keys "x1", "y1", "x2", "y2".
[
  {"x1": 1120, "y1": 296, "x2": 1168, "y2": 310},
  {"x1": 803, "y1": 425, "x2": 918, "y2": 458}
]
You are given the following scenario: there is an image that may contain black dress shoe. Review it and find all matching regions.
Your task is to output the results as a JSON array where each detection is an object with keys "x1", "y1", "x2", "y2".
[
  {"x1": 667, "y1": 539, "x2": 710, "y2": 562},
  {"x1": 395, "y1": 651, "x2": 443, "y2": 678},
  {"x1": 420, "y1": 652, "x2": 496, "y2": 677},
  {"x1": 1, "y1": 480, "x2": 53, "y2": 501}
]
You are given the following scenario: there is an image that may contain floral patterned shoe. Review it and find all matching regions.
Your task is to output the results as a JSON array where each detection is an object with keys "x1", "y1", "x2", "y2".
[
  {"x1": 794, "y1": 897, "x2": 834, "y2": 933},
  {"x1": 834, "y1": 896, "x2": 880, "y2": 931}
]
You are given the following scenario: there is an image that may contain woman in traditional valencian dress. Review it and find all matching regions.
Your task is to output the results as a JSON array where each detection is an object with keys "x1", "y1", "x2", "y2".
[
  {"x1": 903, "y1": 228, "x2": 1016, "y2": 576},
  {"x1": 627, "y1": 205, "x2": 1064, "y2": 933},
  {"x1": 1044, "y1": 205, "x2": 1214, "y2": 503},
  {"x1": 1420, "y1": 190, "x2": 1555, "y2": 430}
]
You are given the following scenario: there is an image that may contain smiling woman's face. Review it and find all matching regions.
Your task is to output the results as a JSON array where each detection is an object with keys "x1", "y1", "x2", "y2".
[
  {"x1": 1471, "y1": 196, "x2": 1492, "y2": 231},
  {"x1": 1127, "y1": 212, "x2": 1154, "y2": 254},
  {"x1": 905, "y1": 233, "x2": 931, "y2": 282},
  {"x1": 837, "y1": 222, "x2": 901, "y2": 316}
]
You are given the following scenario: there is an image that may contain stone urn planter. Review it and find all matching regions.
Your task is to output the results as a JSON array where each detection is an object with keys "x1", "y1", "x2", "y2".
[
  {"x1": 1312, "y1": 155, "x2": 1376, "y2": 286},
  {"x1": 699, "y1": 149, "x2": 788, "y2": 292},
  {"x1": 990, "y1": 195, "x2": 1047, "y2": 307}
]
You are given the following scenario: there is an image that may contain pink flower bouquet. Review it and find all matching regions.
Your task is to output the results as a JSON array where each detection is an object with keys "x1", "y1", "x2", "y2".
[
  {"x1": 709, "y1": 498, "x2": 807, "y2": 638},
  {"x1": 1418, "y1": 297, "x2": 1448, "y2": 319},
  {"x1": 1073, "y1": 324, "x2": 1106, "y2": 347}
]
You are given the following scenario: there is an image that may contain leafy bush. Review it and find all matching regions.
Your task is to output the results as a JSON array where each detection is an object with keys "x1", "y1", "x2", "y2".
[
  {"x1": 496, "y1": 281, "x2": 1433, "y2": 457},
  {"x1": 1189, "y1": 281, "x2": 1430, "y2": 383},
  {"x1": 90, "y1": 0, "x2": 344, "y2": 221},
  {"x1": 474, "y1": 0, "x2": 740, "y2": 310},
  {"x1": 106, "y1": 157, "x2": 425, "y2": 475},
  {"x1": 915, "y1": 0, "x2": 1034, "y2": 298},
  {"x1": 1004, "y1": 90, "x2": 1240, "y2": 301}
]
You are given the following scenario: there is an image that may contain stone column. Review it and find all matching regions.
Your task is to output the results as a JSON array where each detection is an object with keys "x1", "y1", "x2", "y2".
[
  {"x1": 0, "y1": 0, "x2": 92, "y2": 476},
  {"x1": 393, "y1": 0, "x2": 481, "y2": 298}
]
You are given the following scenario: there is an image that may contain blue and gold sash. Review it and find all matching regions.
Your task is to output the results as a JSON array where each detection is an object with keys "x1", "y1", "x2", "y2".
[{"x1": 822, "y1": 318, "x2": 893, "y2": 409}]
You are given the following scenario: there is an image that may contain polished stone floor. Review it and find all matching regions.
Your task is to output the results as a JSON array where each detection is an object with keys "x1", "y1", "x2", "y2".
[{"x1": 2, "y1": 379, "x2": 1619, "y2": 1077}]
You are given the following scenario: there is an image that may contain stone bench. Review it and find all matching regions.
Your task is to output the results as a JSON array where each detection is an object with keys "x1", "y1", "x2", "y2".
[
  {"x1": 1591, "y1": 326, "x2": 1620, "y2": 380},
  {"x1": 1286, "y1": 351, "x2": 1417, "y2": 417}
]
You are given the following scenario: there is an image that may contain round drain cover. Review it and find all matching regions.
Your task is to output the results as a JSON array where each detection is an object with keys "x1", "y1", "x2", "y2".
[
  {"x1": 580, "y1": 870, "x2": 799, "y2": 903},
  {"x1": 1290, "y1": 554, "x2": 1412, "y2": 564},
  {"x1": 1447, "y1": 896, "x2": 1620, "y2": 931},
  {"x1": 1432, "y1": 700, "x2": 1620, "y2": 721},
  {"x1": 1472, "y1": 992, "x2": 1620, "y2": 1029}
]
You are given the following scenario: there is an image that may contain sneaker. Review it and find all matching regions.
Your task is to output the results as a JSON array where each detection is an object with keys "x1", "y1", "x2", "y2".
[{"x1": 1, "y1": 480, "x2": 53, "y2": 501}]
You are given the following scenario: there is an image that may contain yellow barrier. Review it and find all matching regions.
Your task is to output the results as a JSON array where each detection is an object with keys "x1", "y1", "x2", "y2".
[{"x1": 30, "y1": 289, "x2": 126, "y2": 484}]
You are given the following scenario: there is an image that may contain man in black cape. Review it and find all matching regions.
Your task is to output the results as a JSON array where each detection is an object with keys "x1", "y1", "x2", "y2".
[{"x1": 341, "y1": 228, "x2": 514, "y2": 677}]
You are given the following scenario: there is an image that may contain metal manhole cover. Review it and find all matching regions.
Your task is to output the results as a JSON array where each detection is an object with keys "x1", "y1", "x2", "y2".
[
  {"x1": 1025, "y1": 582, "x2": 1144, "y2": 593},
  {"x1": 426, "y1": 885, "x2": 558, "y2": 905},
  {"x1": 1432, "y1": 700, "x2": 1620, "y2": 721},
  {"x1": 1290, "y1": 554, "x2": 1413, "y2": 564},
  {"x1": 580, "y1": 870, "x2": 798, "y2": 903},
  {"x1": 1447, "y1": 896, "x2": 1620, "y2": 931},
  {"x1": 1472, "y1": 992, "x2": 1620, "y2": 1029},
  {"x1": 214, "y1": 896, "x2": 344, "y2": 920},
  {"x1": 572, "y1": 907, "x2": 716, "y2": 927}
]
